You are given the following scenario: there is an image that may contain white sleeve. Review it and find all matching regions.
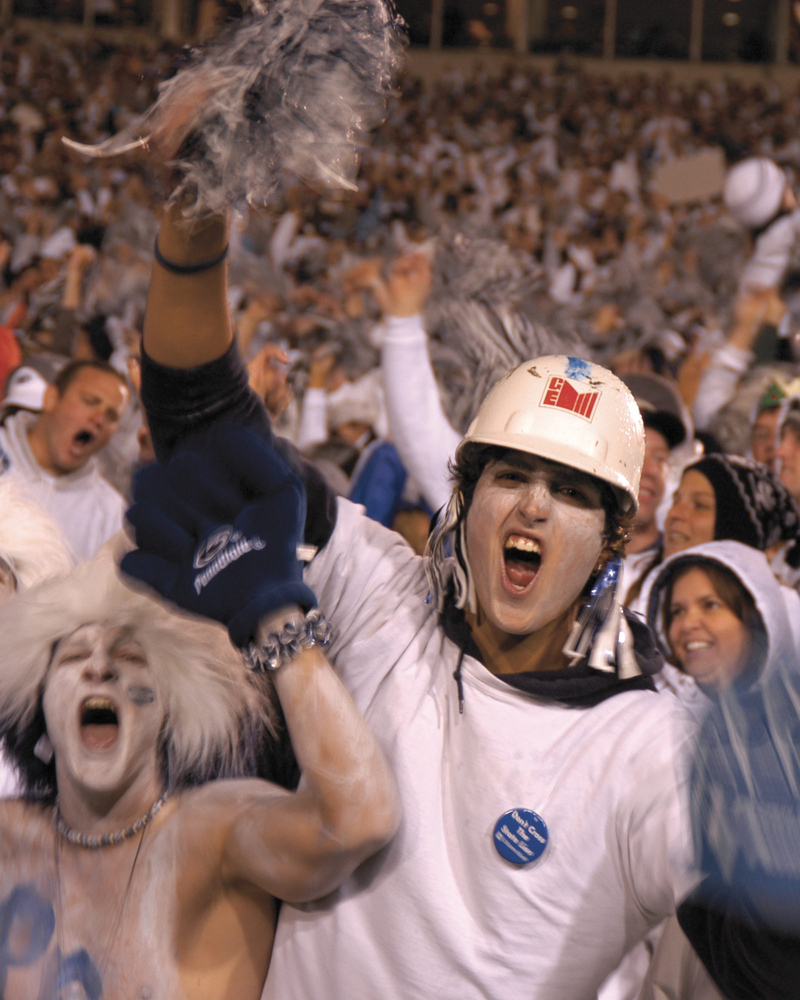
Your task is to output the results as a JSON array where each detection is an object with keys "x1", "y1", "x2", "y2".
[
  {"x1": 740, "y1": 211, "x2": 800, "y2": 291},
  {"x1": 295, "y1": 387, "x2": 328, "y2": 453},
  {"x1": 691, "y1": 343, "x2": 752, "y2": 431},
  {"x1": 379, "y1": 314, "x2": 462, "y2": 512},
  {"x1": 305, "y1": 498, "x2": 435, "y2": 702}
]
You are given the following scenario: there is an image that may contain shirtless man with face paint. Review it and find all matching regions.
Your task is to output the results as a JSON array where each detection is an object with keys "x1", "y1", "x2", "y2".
[{"x1": 0, "y1": 521, "x2": 399, "y2": 1000}]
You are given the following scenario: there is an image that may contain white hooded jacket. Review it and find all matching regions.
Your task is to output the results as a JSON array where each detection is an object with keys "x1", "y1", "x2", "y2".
[
  {"x1": 643, "y1": 541, "x2": 798, "y2": 712},
  {"x1": 639, "y1": 541, "x2": 800, "y2": 1000}
]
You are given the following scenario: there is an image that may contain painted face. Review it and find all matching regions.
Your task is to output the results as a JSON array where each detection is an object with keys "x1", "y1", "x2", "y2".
[
  {"x1": 465, "y1": 453, "x2": 607, "y2": 636},
  {"x1": 776, "y1": 425, "x2": 800, "y2": 503},
  {"x1": 751, "y1": 407, "x2": 781, "y2": 469},
  {"x1": 38, "y1": 368, "x2": 129, "y2": 475},
  {"x1": 667, "y1": 567, "x2": 751, "y2": 690},
  {"x1": 637, "y1": 426, "x2": 670, "y2": 530},
  {"x1": 663, "y1": 469, "x2": 716, "y2": 558},
  {"x1": 43, "y1": 624, "x2": 164, "y2": 799}
]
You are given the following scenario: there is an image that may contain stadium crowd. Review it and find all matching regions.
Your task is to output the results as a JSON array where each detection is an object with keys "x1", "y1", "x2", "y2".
[{"x1": 0, "y1": 13, "x2": 798, "y2": 1000}]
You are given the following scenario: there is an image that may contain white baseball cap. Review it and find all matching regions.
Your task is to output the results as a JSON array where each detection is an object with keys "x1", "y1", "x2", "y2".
[{"x1": 1, "y1": 366, "x2": 48, "y2": 415}]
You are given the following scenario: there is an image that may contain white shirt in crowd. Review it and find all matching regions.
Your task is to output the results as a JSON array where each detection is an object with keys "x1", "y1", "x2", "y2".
[{"x1": 0, "y1": 411, "x2": 125, "y2": 563}]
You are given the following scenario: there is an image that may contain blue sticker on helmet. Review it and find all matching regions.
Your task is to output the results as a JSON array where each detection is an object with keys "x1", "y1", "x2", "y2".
[
  {"x1": 565, "y1": 357, "x2": 592, "y2": 382},
  {"x1": 493, "y1": 808, "x2": 549, "y2": 865}
]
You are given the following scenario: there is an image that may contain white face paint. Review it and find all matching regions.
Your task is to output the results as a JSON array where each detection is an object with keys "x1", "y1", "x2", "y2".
[
  {"x1": 465, "y1": 453, "x2": 607, "y2": 637},
  {"x1": 43, "y1": 624, "x2": 165, "y2": 800}
]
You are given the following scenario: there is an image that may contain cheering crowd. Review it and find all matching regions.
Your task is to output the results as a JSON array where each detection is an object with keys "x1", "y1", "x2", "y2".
[{"x1": 0, "y1": 8, "x2": 798, "y2": 1000}]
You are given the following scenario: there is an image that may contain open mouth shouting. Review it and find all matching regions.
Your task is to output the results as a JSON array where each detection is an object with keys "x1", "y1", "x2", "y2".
[
  {"x1": 80, "y1": 696, "x2": 119, "y2": 752},
  {"x1": 503, "y1": 535, "x2": 542, "y2": 591},
  {"x1": 465, "y1": 454, "x2": 607, "y2": 637},
  {"x1": 70, "y1": 428, "x2": 96, "y2": 458}
]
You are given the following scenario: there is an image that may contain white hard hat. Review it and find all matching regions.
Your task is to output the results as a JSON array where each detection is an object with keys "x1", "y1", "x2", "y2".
[
  {"x1": 457, "y1": 355, "x2": 644, "y2": 513},
  {"x1": 724, "y1": 157, "x2": 787, "y2": 229},
  {"x1": 1, "y1": 366, "x2": 48, "y2": 416}
]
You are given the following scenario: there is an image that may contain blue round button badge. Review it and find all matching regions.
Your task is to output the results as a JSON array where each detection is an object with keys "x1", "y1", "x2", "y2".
[{"x1": 493, "y1": 808, "x2": 548, "y2": 865}]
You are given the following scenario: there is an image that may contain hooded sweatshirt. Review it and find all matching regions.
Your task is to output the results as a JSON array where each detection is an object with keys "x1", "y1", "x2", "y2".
[
  {"x1": 642, "y1": 541, "x2": 798, "y2": 719},
  {"x1": 0, "y1": 411, "x2": 124, "y2": 563},
  {"x1": 640, "y1": 541, "x2": 800, "y2": 1000}
]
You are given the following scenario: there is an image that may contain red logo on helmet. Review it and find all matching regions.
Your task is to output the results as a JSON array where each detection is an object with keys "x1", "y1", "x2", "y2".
[{"x1": 541, "y1": 376, "x2": 599, "y2": 420}]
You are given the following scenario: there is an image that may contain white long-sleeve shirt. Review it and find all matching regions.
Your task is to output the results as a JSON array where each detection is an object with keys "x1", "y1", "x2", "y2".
[
  {"x1": 740, "y1": 209, "x2": 800, "y2": 292},
  {"x1": 379, "y1": 313, "x2": 461, "y2": 512},
  {"x1": 691, "y1": 342, "x2": 752, "y2": 433}
]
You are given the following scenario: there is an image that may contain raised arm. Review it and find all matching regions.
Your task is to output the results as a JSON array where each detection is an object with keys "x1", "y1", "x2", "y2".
[
  {"x1": 692, "y1": 289, "x2": 783, "y2": 431},
  {"x1": 139, "y1": 211, "x2": 338, "y2": 548},
  {"x1": 221, "y1": 610, "x2": 399, "y2": 902},
  {"x1": 144, "y1": 202, "x2": 232, "y2": 368},
  {"x1": 372, "y1": 253, "x2": 462, "y2": 512},
  {"x1": 121, "y1": 423, "x2": 400, "y2": 900}
]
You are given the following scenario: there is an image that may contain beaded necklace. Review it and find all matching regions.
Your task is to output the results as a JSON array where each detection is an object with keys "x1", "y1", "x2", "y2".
[
  {"x1": 52, "y1": 791, "x2": 170, "y2": 990},
  {"x1": 53, "y1": 792, "x2": 170, "y2": 849}
]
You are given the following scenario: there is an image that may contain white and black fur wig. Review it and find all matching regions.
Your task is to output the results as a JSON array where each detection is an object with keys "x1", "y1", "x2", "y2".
[
  {"x1": 0, "y1": 548, "x2": 277, "y2": 801},
  {"x1": 64, "y1": 0, "x2": 406, "y2": 220},
  {"x1": 0, "y1": 479, "x2": 73, "y2": 590}
]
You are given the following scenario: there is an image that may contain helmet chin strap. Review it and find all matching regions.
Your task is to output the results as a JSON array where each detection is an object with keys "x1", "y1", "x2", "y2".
[
  {"x1": 425, "y1": 487, "x2": 470, "y2": 611},
  {"x1": 424, "y1": 488, "x2": 476, "y2": 614},
  {"x1": 455, "y1": 520, "x2": 477, "y2": 615},
  {"x1": 562, "y1": 556, "x2": 642, "y2": 678}
]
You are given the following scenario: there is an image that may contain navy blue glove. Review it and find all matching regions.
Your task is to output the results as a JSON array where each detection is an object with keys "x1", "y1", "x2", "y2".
[{"x1": 122, "y1": 423, "x2": 317, "y2": 648}]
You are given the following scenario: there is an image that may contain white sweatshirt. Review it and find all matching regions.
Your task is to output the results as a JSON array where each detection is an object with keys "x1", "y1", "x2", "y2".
[
  {"x1": 0, "y1": 411, "x2": 125, "y2": 563},
  {"x1": 264, "y1": 499, "x2": 696, "y2": 1000}
]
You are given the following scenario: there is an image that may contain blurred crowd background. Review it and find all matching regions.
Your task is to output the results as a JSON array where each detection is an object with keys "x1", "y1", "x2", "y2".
[{"x1": 2, "y1": 2, "x2": 800, "y2": 562}]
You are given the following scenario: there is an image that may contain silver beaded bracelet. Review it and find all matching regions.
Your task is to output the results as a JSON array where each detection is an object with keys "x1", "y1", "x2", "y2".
[{"x1": 243, "y1": 609, "x2": 333, "y2": 672}]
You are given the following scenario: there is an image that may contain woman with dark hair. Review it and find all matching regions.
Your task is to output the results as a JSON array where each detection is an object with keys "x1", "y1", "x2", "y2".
[
  {"x1": 628, "y1": 453, "x2": 800, "y2": 621},
  {"x1": 661, "y1": 560, "x2": 766, "y2": 693},
  {"x1": 643, "y1": 540, "x2": 793, "y2": 719}
]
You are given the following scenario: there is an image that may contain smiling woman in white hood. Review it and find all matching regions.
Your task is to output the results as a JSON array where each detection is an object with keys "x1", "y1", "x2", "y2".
[
  {"x1": 642, "y1": 540, "x2": 799, "y2": 720},
  {"x1": 641, "y1": 541, "x2": 800, "y2": 1000}
]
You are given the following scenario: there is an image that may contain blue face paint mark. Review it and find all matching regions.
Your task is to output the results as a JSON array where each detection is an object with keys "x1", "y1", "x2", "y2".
[
  {"x1": 0, "y1": 885, "x2": 106, "y2": 999},
  {"x1": 0, "y1": 884, "x2": 55, "y2": 993},
  {"x1": 56, "y1": 947, "x2": 103, "y2": 1000},
  {"x1": 564, "y1": 357, "x2": 593, "y2": 382},
  {"x1": 127, "y1": 686, "x2": 155, "y2": 706}
]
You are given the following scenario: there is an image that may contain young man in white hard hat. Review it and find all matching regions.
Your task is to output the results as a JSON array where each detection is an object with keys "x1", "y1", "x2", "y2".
[
  {"x1": 126, "y1": 192, "x2": 800, "y2": 999},
  {"x1": 122, "y1": 202, "x2": 715, "y2": 1000}
]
